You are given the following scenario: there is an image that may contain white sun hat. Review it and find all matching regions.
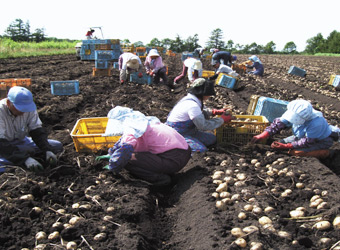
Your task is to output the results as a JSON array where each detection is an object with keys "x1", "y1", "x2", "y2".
[
  {"x1": 127, "y1": 58, "x2": 139, "y2": 69},
  {"x1": 148, "y1": 49, "x2": 160, "y2": 57},
  {"x1": 281, "y1": 100, "x2": 314, "y2": 125}
]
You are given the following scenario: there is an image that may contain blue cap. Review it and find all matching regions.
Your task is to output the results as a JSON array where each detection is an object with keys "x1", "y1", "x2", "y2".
[{"x1": 7, "y1": 86, "x2": 36, "y2": 112}]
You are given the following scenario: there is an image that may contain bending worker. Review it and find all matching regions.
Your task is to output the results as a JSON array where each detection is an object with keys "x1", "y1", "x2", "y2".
[
  {"x1": 96, "y1": 106, "x2": 191, "y2": 186},
  {"x1": 251, "y1": 99, "x2": 339, "y2": 159},
  {"x1": 166, "y1": 78, "x2": 234, "y2": 152},
  {"x1": 174, "y1": 57, "x2": 202, "y2": 85},
  {"x1": 118, "y1": 52, "x2": 143, "y2": 84},
  {"x1": 209, "y1": 60, "x2": 239, "y2": 80},
  {"x1": 211, "y1": 51, "x2": 237, "y2": 67},
  {"x1": 0, "y1": 86, "x2": 63, "y2": 171}
]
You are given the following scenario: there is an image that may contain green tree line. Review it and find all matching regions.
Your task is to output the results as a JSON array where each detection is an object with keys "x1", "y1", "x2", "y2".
[{"x1": 2, "y1": 19, "x2": 340, "y2": 55}]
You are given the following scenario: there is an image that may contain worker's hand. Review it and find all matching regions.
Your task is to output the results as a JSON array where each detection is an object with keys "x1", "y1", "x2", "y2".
[
  {"x1": 271, "y1": 141, "x2": 293, "y2": 150},
  {"x1": 251, "y1": 131, "x2": 270, "y2": 143},
  {"x1": 46, "y1": 151, "x2": 57, "y2": 167},
  {"x1": 25, "y1": 157, "x2": 43, "y2": 172},
  {"x1": 120, "y1": 80, "x2": 124, "y2": 84},
  {"x1": 138, "y1": 72, "x2": 143, "y2": 78},
  {"x1": 149, "y1": 71, "x2": 154, "y2": 76},
  {"x1": 221, "y1": 113, "x2": 234, "y2": 123},
  {"x1": 103, "y1": 165, "x2": 112, "y2": 170},
  {"x1": 212, "y1": 109, "x2": 226, "y2": 115},
  {"x1": 95, "y1": 154, "x2": 110, "y2": 161}
]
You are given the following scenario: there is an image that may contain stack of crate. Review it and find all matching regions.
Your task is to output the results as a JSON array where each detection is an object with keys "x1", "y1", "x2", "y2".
[
  {"x1": 121, "y1": 43, "x2": 134, "y2": 53},
  {"x1": 0, "y1": 78, "x2": 32, "y2": 100},
  {"x1": 93, "y1": 40, "x2": 121, "y2": 76},
  {"x1": 135, "y1": 47, "x2": 147, "y2": 59},
  {"x1": 80, "y1": 39, "x2": 121, "y2": 61}
]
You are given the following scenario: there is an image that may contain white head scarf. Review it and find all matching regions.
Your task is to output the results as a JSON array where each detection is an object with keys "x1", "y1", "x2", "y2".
[
  {"x1": 104, "y1": 106, "x2": 160, "y2": 138},
  {"x1": 281, "y1": 100, "x2": 322, "y2": 125}
]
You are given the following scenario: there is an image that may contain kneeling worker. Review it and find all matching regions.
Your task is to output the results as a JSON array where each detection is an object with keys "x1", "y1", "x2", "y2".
[{"x1": 0, "y1": 86, "x2": 63, "y2": 171}]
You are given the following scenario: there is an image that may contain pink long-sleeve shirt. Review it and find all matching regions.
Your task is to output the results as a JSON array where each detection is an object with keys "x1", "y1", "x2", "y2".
[{"x1": 144, "y1": 56, "x2": 165, "y2": 74}]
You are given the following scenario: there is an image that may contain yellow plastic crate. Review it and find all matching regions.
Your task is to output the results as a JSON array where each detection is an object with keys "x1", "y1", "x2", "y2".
[
  {"x1": 328, "y1": 74, "x2": 336, "y2": 85},
  {"x1": 70, "y1": 117, "x2": 121, "y2": 153},
  {"x1": 246, "y1": 95, "x2": 261, "y2": 115},
  {"x1": 202, "y1": 70, "x2": 215, "y2": 78},
  {"x1": 215, "y1": 115, "x2": 269, "y2": 145}
]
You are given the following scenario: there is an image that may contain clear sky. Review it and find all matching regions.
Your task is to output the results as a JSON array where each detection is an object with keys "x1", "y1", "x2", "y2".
[{"x1": 1, "y1": 0, "x2": 339, "y2": 52}]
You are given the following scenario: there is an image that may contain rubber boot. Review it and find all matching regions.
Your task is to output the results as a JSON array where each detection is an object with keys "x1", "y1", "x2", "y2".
[{"x1": 289, "y1": 149, "x2": 330, "y2": 159}]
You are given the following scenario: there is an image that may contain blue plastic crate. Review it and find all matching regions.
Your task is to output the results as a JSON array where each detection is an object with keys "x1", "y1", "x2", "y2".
[
  {"x1": 129, "y1": 72, "x2": 152, "y2": 84},
  {"x1": 332, "y1": 75, "x2": 340, "y2": 89},
  {"x1": 95, "y1": 60, "x2": 111, "y2": 69},
  {"x1": 181, "y1": 53, "x2": 194, "y2": 61},
  {"x1": 288, "y1": 66, "x2": 306, "y2": 77},
  {"x1": 253, "y1": 96, "x2": 289, "y2": 122},
  {"x1": 215, "y1": 74, "x2": 238, "y2": 89},
  {"x1": 113, "y1": 62, "x2": 119, "y2": 69},
  {"x1": 95, "y1": 50, "x2": 115, "y2": 60},
  {"x1": 112, "y1": 49, "x2": 121, "y2": 60},
  {"x1": 51, "y1": 80, "x2": 80, "y2": 95}
]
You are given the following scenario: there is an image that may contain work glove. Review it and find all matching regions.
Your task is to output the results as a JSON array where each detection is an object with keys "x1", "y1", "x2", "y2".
[
  {"x1": 251, "y1": 131, "x2": 270, "y2": 143},
  {"x1": 25, "y1": 157, "x2": 43, "y2": 172},
  {"x1": 46, "y1": 151, "x2": 57, "y2": 167},
  {"x1": 103, "y1": 165, "x2": 112, "y2": 170},
  {"x1": 271, "y1": 141, "x2": 293, "y2": 150},
  {"x1": 212, "y1": 109, "x2": 226, "y2": 115},
  {"x1": 95, "y1": 154, "x2": 110, "y2": 161},
  {"x1": 221, "y1": 113, "x2": 234, "y2": 123},
  {"x1": 120, "y1": 80, "x2": 124, "y2": 84},
  {"x1": 138, "y1": 72, "x2": 143, "y2": 78}
]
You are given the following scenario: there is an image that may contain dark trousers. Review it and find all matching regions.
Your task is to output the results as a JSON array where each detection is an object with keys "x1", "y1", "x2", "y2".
[
  {"x1": 154, "y1": 66, "x2": 168, "y2": 84},
  {"x1": 125, "y1": 147, "x2": 191, "y2": 182}
]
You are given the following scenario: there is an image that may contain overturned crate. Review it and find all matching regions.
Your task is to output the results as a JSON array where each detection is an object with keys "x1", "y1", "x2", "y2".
[
  {"x1": 215, "y1": 115, "x2": 269, "y2": 146},
  {"x1": 50, "y1": 80, "x2": 80, "y2": 95},
  {"x1": 288, "y1": 66, "x2": 306, "y2": 77},
  {"x1": 215, "y1": 73, "x2": 239, "y2": 90},
  {"x1": 71, "y1": 117, "x2": 121, "y2": 153}
]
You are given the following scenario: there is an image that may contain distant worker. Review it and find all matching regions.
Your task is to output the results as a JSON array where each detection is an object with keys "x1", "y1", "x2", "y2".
[
  {"x1": 85, "y1": 29, "x2": 95, "y2": 40},
  {"x1": 144, "y1": 49, "x2": 168, "y2": 85},
  {"x1": 211, "y1": 51, "x2": 237, "y2": 67},
  {"x1": 118, "y1": 52, "x2": 143, "y2": 84},
  {"x1": 246, "y1": 55, "x2": 264, "y2": 77},
  {"x1": 251, "y1": 99, "x2": 339, "y2": 159},
  {"x1": 193, "y1": 47, "x2": 206, "y2": 58},
  {"x1": 209, "y1": 60, "x2": 239, "y2": 80},
  {"x1": 174, "y1": 57, "x2": 202, "y2": 85},
  {"x1": 0, "y1": 87, "x2": 63, "y2": 171}
]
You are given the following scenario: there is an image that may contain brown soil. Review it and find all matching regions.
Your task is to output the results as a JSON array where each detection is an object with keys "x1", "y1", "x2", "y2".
[{"x1": 0, "y1": 54, "x2": 340, "y2": 250}]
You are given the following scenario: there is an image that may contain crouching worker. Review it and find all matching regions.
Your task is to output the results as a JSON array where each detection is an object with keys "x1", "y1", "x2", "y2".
[
  {"x1": 96, "y1": 106, "x2": 191, "y2": 186},
  {"x1": 166, "y1": 78, "x2": 234, "y2": 153},
  {"x1": 246, "y1": 55, "x2": 264, "y2": 76},
  {"x1": 209, "y1": 60, "x2": 239, "y2": 80},
  {"x1": 251, "y1": 99, "x2": 338, "y2": 159},
  {"x1": 0, "y1": 87, "x2": 63, "y2": 171},
  {"x1": 144, "y1": 49, "x2": 168, "y2": 85}
]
